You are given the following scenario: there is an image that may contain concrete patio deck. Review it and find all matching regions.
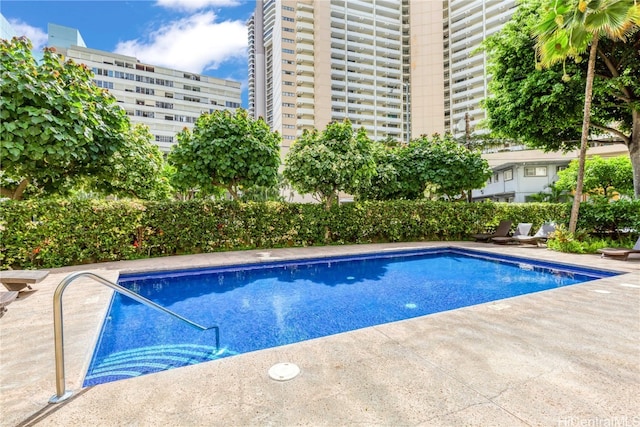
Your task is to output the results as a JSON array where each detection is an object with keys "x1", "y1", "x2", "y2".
[{"x1": 1, "y1": 242, "x2": 638, "y2": 426}]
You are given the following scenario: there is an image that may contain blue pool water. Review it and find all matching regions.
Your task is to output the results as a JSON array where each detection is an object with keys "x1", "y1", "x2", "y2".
[{"x1": 84, "y1": 248, "x2": 618, "y2": 386}]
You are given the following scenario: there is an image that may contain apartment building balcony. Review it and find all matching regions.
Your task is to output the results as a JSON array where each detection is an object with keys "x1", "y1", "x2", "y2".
[
  {"x1": 297, "y1": 87, "x2": 314, "y2": 98},
  {"x1": 296, "y1": 10, "x2": 313, "y2": 22},
  {"x1": 297, "y1": 74, "x2": 314, "y2": 85},
  {"x1": 296, "y1": 118, "x2": 315, "y2": 127},
  {"x1": 297, "y1": 32, "x2": 314, "y2": 43},
  {"x1": 296, "y1": 21, "x2": 313, "y2": 32},
  {"x1": 296, "y1": 52, "x2": 314, "y2": 64},
  {"x1": 450, "y1": 14, "x2": 483, "y2": 34},
  {"x1": 297, "y1": 105, "x2": 314, "y2": 115},
  {"x1": 297, "y1": 64, "x2": 314, "y2": 74},
  {"x1": 451, "y1": 97, "x2": 481, "y2": 111}
]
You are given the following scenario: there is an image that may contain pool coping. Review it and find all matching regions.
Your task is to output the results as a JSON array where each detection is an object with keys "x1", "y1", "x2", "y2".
[{"x1": 1, "y1": 242, "x2": 639, "y2": 426}]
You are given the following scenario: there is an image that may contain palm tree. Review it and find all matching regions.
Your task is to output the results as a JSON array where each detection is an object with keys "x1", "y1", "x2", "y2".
[{"x1": 534, "y1": 0, "x2": 640, "y2": 233}]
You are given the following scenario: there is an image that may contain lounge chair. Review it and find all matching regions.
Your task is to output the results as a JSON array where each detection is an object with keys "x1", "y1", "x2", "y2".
[
  {"x1": 492, "y1": 223, "x2": 533, "y2": 244},
  {"x1": 510, "y1": 222, "x2": 556, "y2": 246},
  {"x1": 0, "y1": 291, "x2": 19, "y2": 318},
  {"x1": 0, "y1": 270, "x2": 49, "y2": 292},
  {"x1": 471, "y1": 220, "x2": 513, "y2": 242},
  {"x1": 597, "y1": 236, "x2": 640, "y2": 261}
]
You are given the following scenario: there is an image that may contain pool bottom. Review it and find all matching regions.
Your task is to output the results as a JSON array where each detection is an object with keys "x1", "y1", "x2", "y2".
[{"x1": 83, "y1": 247, "x2": 620, "y2": 387}]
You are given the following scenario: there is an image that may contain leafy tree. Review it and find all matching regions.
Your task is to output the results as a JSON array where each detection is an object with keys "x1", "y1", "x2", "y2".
[
  {"x1": 534, "y1": 0, "x2": 640, "y2": 232},
  {"x1": 526, "y1": 184, "x2": 571, "y2": 203},
  {"x1": 93, "y1": 124, "x2": 173, "y2": 200},
  {"x1": 283, "y1": 119, "x2": 376, "y2": 208},
  {"x1": 0, "y1": 37, "x2": 130, "y2": 200},
  {"x1": 484, "y1": 0, "x2": 640, "y2": 231},
  {"x1": 358, "y1": 134, "x2": 492, "y2": 201},
  {"x1": 408, "y1": 135, "x2": 492, "y2": 201},
  {"x1": 356, "y1": 142, "x2": 419, "y2": 200},
  {"x1": 168, "y1": 109, "x2": 281, "y2": 200},
  {"x1": 555, "y1": 155, "x2": 634, "y2": 198},
  {"x1": 483, "y1": 1, "x2": 586, "y2": 151}
]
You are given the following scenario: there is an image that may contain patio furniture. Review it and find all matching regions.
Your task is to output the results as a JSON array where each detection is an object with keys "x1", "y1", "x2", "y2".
[
  {"x1": 0, "y1": 270, "x2": 50, "y2": 292},
  {"x1": 471, "y1": 220, "x2": 512, "y2": 242},
  {"x1": 597, "y1": 236, "x2": 640, "y2": 261},
  {"x1": 0, "y1": 291, "x2": 19, "y2": 318},
  {"x1": 492, "y1": 223, "x2": 533, "y2": 244},
  {"x1": 510, "y1": 222, "x2": 556, "y2": 246}
]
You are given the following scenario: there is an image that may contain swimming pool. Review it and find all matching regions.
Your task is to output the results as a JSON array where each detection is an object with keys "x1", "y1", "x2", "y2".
[{"x1": 84, "y1": 247, "x2": 618, "y2": 386}]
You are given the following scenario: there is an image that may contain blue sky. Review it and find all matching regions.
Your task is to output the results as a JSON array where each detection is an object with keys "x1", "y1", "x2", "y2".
[{"x1": 2, "y1": 0, "x2": 256, "y2": 106}]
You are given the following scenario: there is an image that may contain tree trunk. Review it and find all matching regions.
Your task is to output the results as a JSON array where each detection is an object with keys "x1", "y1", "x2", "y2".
[
  {"x1": 1, "y1": 179, "x2": 30, "y2": 200},
  {"x1": 631, "y1": 109, "x2": 640, "y2": 198},
  {"x1": 569, "y1": 38, "x2": 599, "y2": 234}
]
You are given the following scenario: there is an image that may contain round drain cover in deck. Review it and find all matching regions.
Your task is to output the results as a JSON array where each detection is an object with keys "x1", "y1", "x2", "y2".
[{"x1": 268, "y1": 363, "x2": 300, "y2": 381}]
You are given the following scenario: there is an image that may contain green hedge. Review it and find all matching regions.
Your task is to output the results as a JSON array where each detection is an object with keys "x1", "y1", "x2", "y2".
[{"x1": 4, "y1": 197, "x2": 636, "y2": 270}]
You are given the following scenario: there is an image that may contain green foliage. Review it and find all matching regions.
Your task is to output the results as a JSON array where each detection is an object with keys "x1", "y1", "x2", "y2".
[
  {"x1": 358, "y1": 135, "x2": 492, "y2": 201},
  {"x1": 576, "y1": 198, "x2": 640, "y2": 234},
  {"x1": 283, "y1": 119, "x2": 376, "y2": 208},
  {"x1": 0, "y1": 37, "x2": 130, "y2": 200},
  {"x1": 168, "y1": 109, "x2": 281, "y2": 200},
  {"x1": 1, "y1": 199, "x2": 568, "y2": 269},
  {"x1": 482, "y1": 0, "x2": 585, "y2": 150},
  {"x1": 526, "y1": 184, "x2": 571, "y2": 203},
  {"x1": 411, "y1": 135, "x2": 492, "y2": 200},
  {"x1": 483, "y1": 0, "x2": 640, "y2": 198},
  {"x1": 547, "y1": 224, "x2": 638, "y2": 254},
  {"x1": 555, "y1": 155, "x2": 633, "y2": 197},
  {"x1": 91, "y1": 124, "x2": 173, "y2": 200}
]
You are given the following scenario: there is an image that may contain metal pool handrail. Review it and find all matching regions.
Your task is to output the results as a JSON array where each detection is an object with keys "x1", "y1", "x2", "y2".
[{"x1": 50, "y1": 270, "x2": 218, "y2": 404}]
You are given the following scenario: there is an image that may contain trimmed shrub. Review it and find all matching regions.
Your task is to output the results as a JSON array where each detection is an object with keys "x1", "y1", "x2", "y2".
[{"x1": 0, "y1": 198, "x2": 589, "y2": 269}]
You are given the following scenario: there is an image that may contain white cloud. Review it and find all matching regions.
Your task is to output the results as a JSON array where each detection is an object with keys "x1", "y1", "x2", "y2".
[
  {"x1": 155, "y1": 0, "x2": 240, "y2": 12},
  {"x1": 8, "y1": 19, "x2": 48, "y2": 51},
  {"x1": 114, "y1": 12, "x2": 247, "y2": 74}
]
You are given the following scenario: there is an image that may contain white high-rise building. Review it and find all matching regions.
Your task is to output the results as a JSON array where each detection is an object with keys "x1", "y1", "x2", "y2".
[
  {"x1": 248, "y1": 0, "x2": 445, "y2": 155},
  {"x1": 249, "y1": 1, "x2": 519, "y2": 149},
  {"x1": 443, "y1": 0, "x2": 517, "y2": 134},
  {"x1": 48, "y1": 24, "x2": 242, "y2": 152}
]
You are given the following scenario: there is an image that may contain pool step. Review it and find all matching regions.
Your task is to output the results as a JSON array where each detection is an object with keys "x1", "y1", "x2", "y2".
[{"x1": 84, "y1": 344, "x2": 231, "y2": 386}]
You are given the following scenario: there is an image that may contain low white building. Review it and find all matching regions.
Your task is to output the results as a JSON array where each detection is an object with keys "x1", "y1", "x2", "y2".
[
  {"x1": 472, "y1": 144, "x2": 629, "y2": 202},
  {"x1": 47, "y1": 24, "x2": 242, "y2": 153}
]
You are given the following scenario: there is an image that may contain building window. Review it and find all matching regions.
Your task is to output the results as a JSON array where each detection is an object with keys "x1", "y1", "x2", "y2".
[
  {"x1": 524, "y1": 166, "x2": 547, "y2": 177},
  {"x1": 282, "y1": 102, "x2": 295, "y2": 108},
  {"x1": 283, "y1": 113, "x2": 295, "y2": 118},
  {"x1": 135, "y1": 110, "x2": 154, "y2": 118},
  {"x1": 283, "y1": 16, "x2": 295, "y2": 22},
  {"x1": 283, "y1": 59, "x2": 294, "y2": 65},
  {"x1": 283, "y1": 124, "x2": 295, "y2": 129},
  {"x1": 225, "y1": 101, "x2": 241, "y2": 108},
  {"x1": 283, "y1": 27, "x2": 294, "y2": 32},
  {"x1": 556, "y1": 165, "x2": 568, "y2": 173},
  {"x1": 184, "y1": 96, "x2": 201, "y2": 103},
  {"x1": 283, "y1": 81, "x2": 294, "y2": 86},
  {"x1": 93, "y1": 80, "x2": 113, "y2": 89},
  {"x1": 155, "y1": 101, "x2": 174, "y2": 109},
  {"x1": 155, "y1": 135, "x2": 174, "y2": 143},
  {"x1": 283, "y1": 38, "x2": 294, "y2": 43},
  {"x1": 493, "y1": 173, "x2": 499, "y2": 182},
  {"x1": 183, "y1": 73, "x2": 201, "y2": 81},
  {"x1": 283, "y1": 5, "x2": 294, "y2": 11},
  {"x1": 136, "y1": 86, "x2": 154, "y2": 95},
  {"x1": 283, "y1": 70, "x2": 294, "y2": 75},
  {"x1": 503, "y1": 169, "x2": 513, "y2": 181},
  {"x1": 283, "y1": 48, "x2": 294, "y2": 54},
  {"x1": 283, "y1": 135, "x2": 296, "y2": 140},
  {"x1": 283, "y1": 92, "x2": 295, "y2": 97}
]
